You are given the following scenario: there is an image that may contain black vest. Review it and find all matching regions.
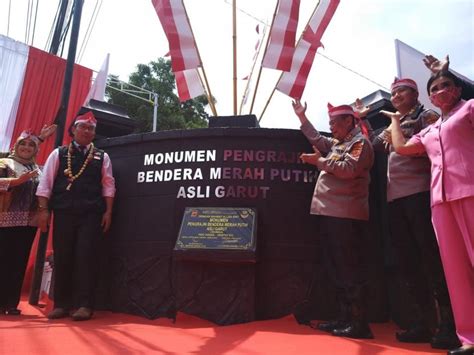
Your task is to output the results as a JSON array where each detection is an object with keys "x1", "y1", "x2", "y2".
[{"x1": 50, "y1": 145, "x2": 105, "y2": 213}]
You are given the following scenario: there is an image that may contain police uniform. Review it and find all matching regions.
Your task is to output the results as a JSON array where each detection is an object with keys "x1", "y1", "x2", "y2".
[
  {"x1": 373, "y1": 78, "x2": 457, "y2": 348},
  {"x1": 300, "y1": 106, "x2": 374, "y2": 338}
]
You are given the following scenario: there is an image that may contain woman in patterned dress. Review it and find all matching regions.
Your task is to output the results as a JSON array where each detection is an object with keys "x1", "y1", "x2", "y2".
[{"x1": 0, "y1": 131, "x2": 46, "y2": 315}]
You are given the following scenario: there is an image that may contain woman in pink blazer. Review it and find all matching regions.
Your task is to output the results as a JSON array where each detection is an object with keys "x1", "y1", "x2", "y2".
[{"x1": 385, "y1": 70, "x2": 474, "y2": 355}]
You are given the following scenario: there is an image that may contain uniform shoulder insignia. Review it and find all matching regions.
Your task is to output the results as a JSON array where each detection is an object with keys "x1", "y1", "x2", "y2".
[
  {"x1": 93, "y1": 149, "x2": 103, "y2": 160},
  {"x1": 424, "y1": 111, "x2": 438, "y2": 125},
  {"x1": 348, "y1": 141, "x2": 364, "y2": 161}
]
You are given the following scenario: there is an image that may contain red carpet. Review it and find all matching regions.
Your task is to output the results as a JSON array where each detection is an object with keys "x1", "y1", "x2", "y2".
[{"x1": 0, "y1": 300, "x2": 446, "y2": 355}]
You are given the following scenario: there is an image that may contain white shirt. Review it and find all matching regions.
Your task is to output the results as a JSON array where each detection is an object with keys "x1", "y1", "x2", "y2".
[{"x1": 36, "y1": 145, "x2": 116, "y2": 199}]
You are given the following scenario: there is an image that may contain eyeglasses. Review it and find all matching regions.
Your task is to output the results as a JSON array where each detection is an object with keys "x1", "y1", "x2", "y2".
[
  {"x1": 75, "y1": 123, "x2": 96, "y2": 132},
  {"x1": 328, "y1": 116, "x2": 347, "y2": 127}
]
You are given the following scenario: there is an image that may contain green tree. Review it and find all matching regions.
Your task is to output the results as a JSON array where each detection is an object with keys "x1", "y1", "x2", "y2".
[{"x1": 106, "y1": 58, "x2": 209, "y2": 132}]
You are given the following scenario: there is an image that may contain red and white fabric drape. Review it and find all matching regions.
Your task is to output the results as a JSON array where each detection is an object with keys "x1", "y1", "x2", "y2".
[
  {"x1": 0, "y1": 36, "x2": 30, "y2": 152},
  {"x1": 0, "y1": 35, "x2": 92, "y2": 164}
]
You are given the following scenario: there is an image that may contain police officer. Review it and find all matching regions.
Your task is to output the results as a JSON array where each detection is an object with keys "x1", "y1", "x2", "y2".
[
  {"x1": 371, "y1": 78, "x2": 458, "y2": 349},
  {"x1": 292, "y1": 100, "x2": 374, "y2": 339}
]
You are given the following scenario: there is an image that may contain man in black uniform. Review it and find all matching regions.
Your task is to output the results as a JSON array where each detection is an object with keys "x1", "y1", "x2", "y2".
[{"x1": 37, "y1": 112, "x2": 115, "y2": 321}]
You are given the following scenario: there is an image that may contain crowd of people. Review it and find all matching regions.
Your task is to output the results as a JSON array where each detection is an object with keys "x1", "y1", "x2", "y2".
[
  {"x1": 0, "y1": 55, "x2": 472, "y2": 355},
  {"x1": 292, "y1": 55, "x2": 473, "y2": 355}
]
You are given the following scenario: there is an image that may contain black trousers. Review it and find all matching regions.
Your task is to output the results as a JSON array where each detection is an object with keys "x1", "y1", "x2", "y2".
[
  {"x1": 319, "y1": 215, "x2": 370, "y2": 304},
  {"x1": 52, "y1": 211, "x2": 102, "y2": 309},
  {"x1": 0, "y1": 226, "x2": 36, "y2": 308},
  {"x1": 388, "y1": 191, "x2": 451, "y2": 315}
]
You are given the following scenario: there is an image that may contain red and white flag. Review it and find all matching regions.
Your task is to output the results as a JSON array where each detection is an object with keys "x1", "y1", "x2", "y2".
[
  {"x1": 175, "y1": 68, "x2": 205, "y2": 102},
  {"x1": 262, "y1": 0, "x2": 300, "y2": 72},
  {"x1": 152, "y1": 0, "x2": 200, "y2": 72},
  {"x1": 276, "y1": 0, "x2": 339, "y2": 98}
]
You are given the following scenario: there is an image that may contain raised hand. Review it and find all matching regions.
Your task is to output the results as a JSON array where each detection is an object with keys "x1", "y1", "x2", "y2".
[
  {"x1": 423, "y1": 54, "x2": 449, "y2": 74},
  {"x1": 354, "y1": 98, "x2": 370, "y2": 118},
  {"x1": 292, "y1": 99, "x2": 307, "y2": 113},
  {"x1": 39, "y1": 124, "x2": 58, "y2": 141},
  {"x1": 292, "y1": 99, "x2": 309, "y2": 124}
]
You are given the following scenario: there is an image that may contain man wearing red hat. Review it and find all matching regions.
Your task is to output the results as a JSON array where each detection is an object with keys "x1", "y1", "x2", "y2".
[
  {"x1": 371, "y1": 78, "x2": 458, "y2": 349},
  {"x1": 36, "y1": 111, "x2": 116, "y2": 321},
  {"x1": 292, "y1": 99, "x2": 374, "y2": 339}
]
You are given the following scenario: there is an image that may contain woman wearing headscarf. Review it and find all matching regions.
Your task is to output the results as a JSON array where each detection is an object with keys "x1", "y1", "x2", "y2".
[
  {"x1": 0, "y1": 128, "x2": 54, "y2": 315},
  {"x1": 384, "y1": 70, "x2": 474, "y2": 355}
]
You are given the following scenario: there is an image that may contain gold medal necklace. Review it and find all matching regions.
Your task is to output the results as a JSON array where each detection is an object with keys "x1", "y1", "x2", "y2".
[{"x1": 64, "y1": 142, "x2": 94, "y2": 191}]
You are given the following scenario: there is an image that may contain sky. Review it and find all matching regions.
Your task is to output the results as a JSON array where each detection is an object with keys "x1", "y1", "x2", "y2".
[{"x1": 1, "y1": 0, "x2": 473, "y2": 131}]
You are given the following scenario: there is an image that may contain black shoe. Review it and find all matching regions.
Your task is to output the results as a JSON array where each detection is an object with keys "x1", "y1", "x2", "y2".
[
  {"x1": 315, "y1": 320, "x2": 350, "y2": 333},
  {"x1": 332, "y1": 322, "x2": 374, "y2": 339},
  {"x1": 293, "y1": 300, "x2": 312, "y2": 325},
  {"x1": 430, "y1": 329, "x2": 461, "y2": 350},
  {"x1": 396, "y1": 325, "x2": 432, "y2": 343},
  {"x1": 47, "y1": 308, "x2": 68, "y2": 319},
  {"x1": 447, "y1": 345, "x2": 474, "y2": 355},
  {"x1": 431, "y1": 327, "x2": 461, "y2": 349},
  {"x1": 435, "y1": 305, "x2": 461, "y2": 350},
  {"x1": 5, "y1": 308, "x2": 21, "y2": 316},
  {"x1": 71, "y1": 307, "x2": 93, "y2": 321}
]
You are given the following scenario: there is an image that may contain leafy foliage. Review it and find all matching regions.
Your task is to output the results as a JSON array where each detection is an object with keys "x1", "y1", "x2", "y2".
[{"x1": 106, "y1": 58, "x2": 209, "y2": 132}]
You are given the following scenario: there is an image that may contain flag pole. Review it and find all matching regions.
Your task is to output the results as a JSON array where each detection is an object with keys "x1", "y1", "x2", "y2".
[
  {"x1": 258, "y1": 77, "x2": 279, "y2": 122},
  {"x1": 233, "y1": 0, "x2": 237, "y2": 115},
  {"x1": 197, "y1": 67, "x2": 217, "y2": 116},
  {"x1": 239, "y1": 26, "x2": 266, "y2": 115},
  {"x1": 182, "y1": 1, "x2": 218, "y2": 116},
  {"x1": 29, "y1": 0, "x2": 85, "y2": 306},
  {"x1": 203, "y1": 72, "x2": 218, "y2": 116},
  {"x1": 249, "y1": 0, "x2": 279, "y2": 115},
  {"x1": 259, "y1": 1, "x2": 321, "y2": 123}
]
